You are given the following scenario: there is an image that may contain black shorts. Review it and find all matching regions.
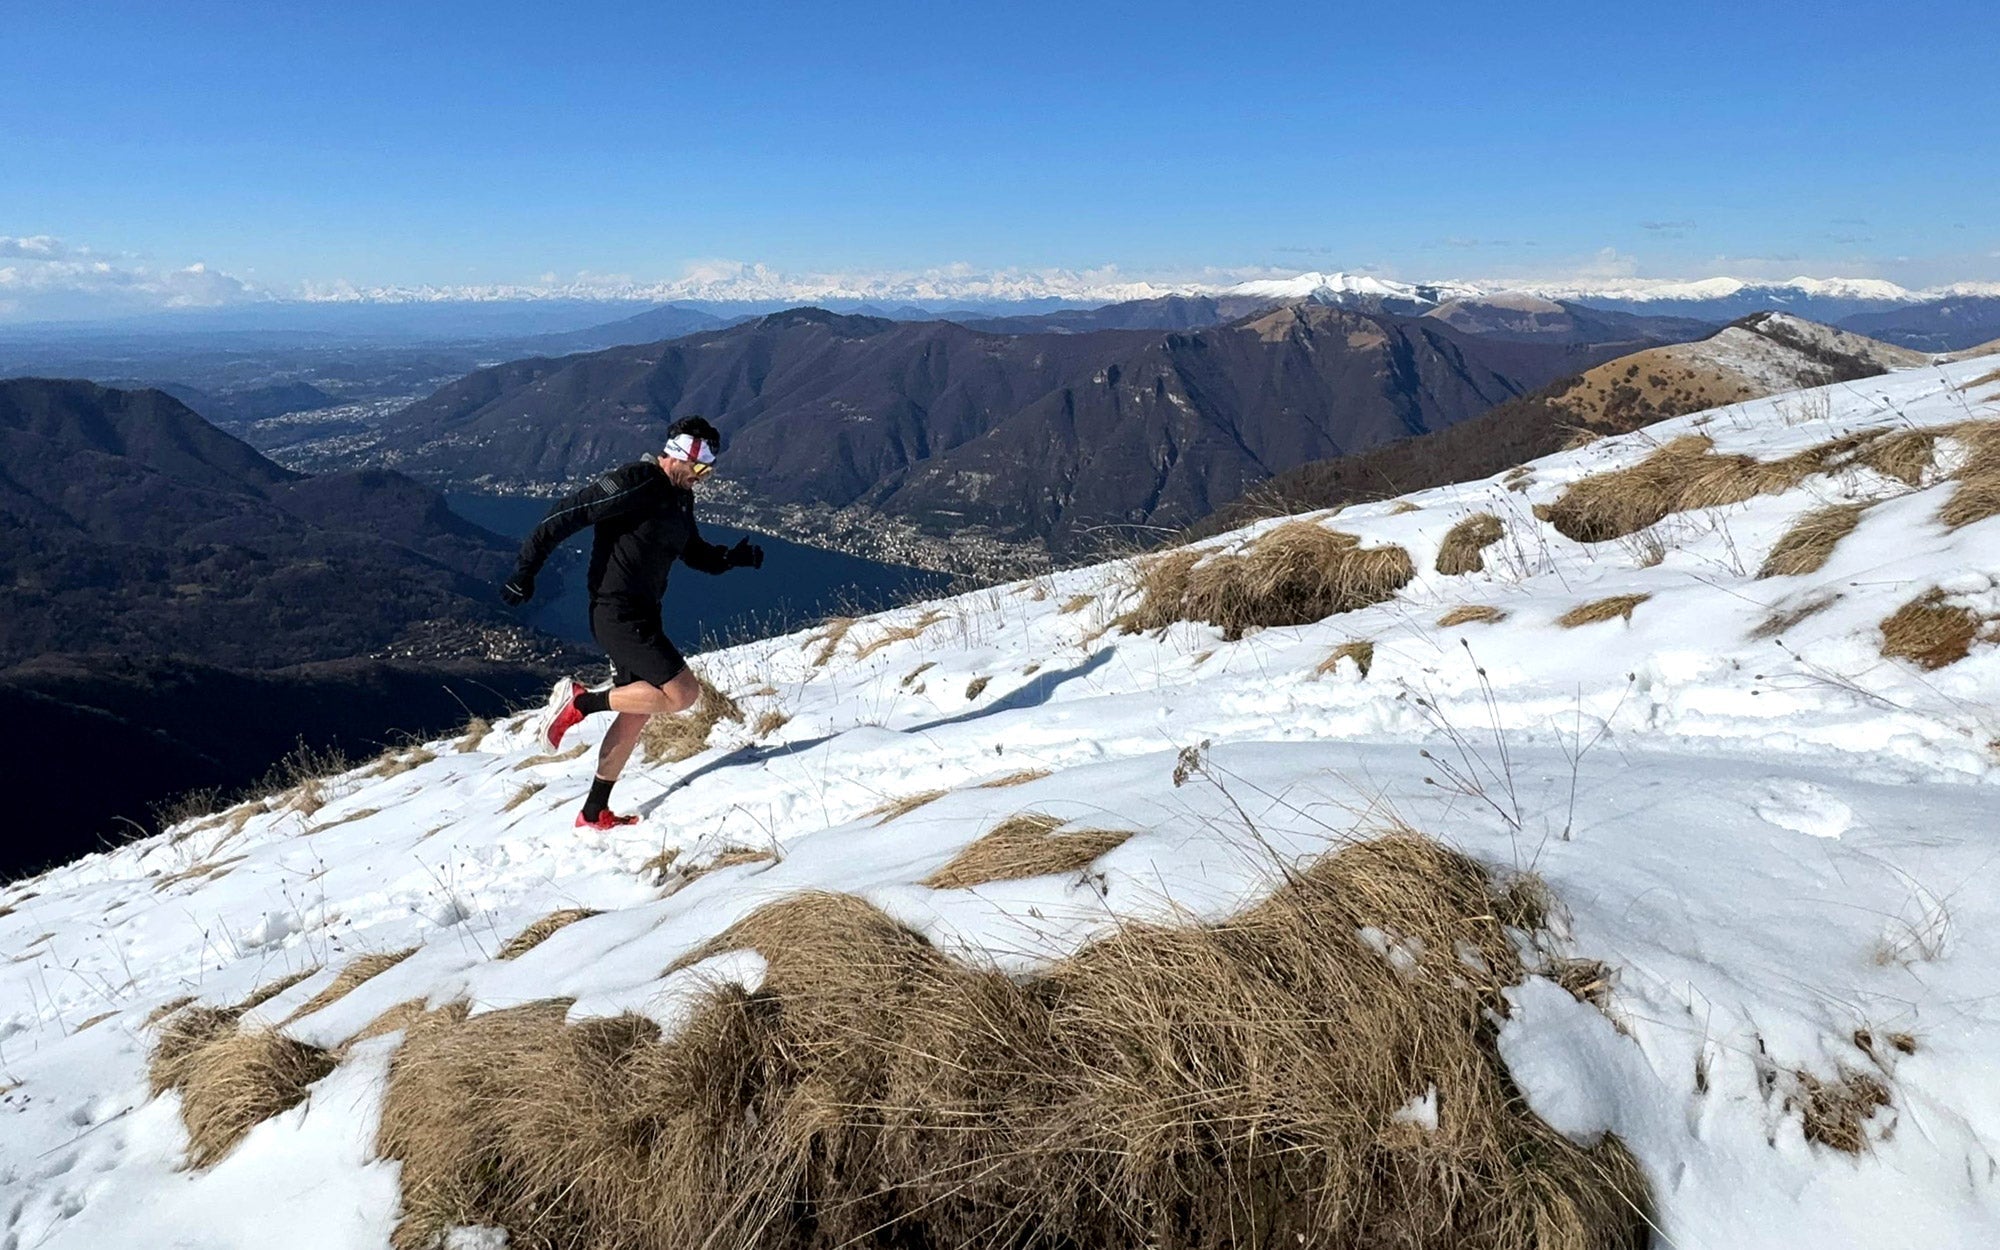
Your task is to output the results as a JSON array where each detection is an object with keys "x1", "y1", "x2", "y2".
[{"x1": 591, "y1": 602, "x2": 687, "y2": 687}]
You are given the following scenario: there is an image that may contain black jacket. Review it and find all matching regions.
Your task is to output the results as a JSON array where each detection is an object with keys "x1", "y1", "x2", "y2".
[{"x1": 514, "y1": 461, "x2": 732, "y2": 610}]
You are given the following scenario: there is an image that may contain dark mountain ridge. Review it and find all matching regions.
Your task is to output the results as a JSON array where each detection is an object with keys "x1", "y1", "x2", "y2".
[{"x1": 371, "y1": 303, "x2": 1650, "y2": 554}]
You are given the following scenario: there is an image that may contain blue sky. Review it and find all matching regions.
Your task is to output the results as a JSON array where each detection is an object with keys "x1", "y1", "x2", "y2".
[{"x1": 3, "y1": 0, "x2": 1995, "y2": 313}]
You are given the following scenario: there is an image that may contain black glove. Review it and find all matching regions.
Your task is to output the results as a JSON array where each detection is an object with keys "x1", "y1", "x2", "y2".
[
  {"x1": 726, "y1": 537, "x2": 764, "y2": 570},
  {"x1": 501, "y1": 571, "x2": 535, "y2": 606}
]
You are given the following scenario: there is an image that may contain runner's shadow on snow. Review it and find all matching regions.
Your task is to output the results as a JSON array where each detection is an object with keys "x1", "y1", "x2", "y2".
[
  {"x1": 639, "y1": 649, "x2": 1115, "y2": 813},
  {"x1": 907, "y1": 648, "x2": 1114, "y2": 734}
]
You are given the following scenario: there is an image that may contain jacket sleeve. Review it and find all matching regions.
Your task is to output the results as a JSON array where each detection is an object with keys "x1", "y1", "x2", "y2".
[
  {"x1": 679, "y1": 519, "x2": 733, "y2": 575},
  {"x1": 514, "y1": 465, "x2": 659, "y2": 578}
]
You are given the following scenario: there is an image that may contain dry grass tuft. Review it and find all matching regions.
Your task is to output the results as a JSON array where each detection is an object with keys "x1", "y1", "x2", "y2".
[
  {"x1": 965, "y1": 675, "x2": 991, "y2": 700},
  {"x1": 1435, "y1": 513, "x2": 1505, "y2": 575},
  {"x1": 1937, "y1": 421, "x2": 2000, "y2": 530},
  {"x1": 1058, "y1": 593, "x2": 1094, "y2": 615},
  {"x1": 864, "y1": 789, "x2": 949, "y2": 824},
  {"x1": 1751, "y1": 592, "x2": 1840, "y2": 641},
  {"x1": 1438, "y1": 604, "x2": 1509, "y2": 628},
  {"x1": 1759, "y1": 504, "x2": 1867, "y2": 578},
  {"x1": 1558, "y1": 594, "x2": 1652, "y2": 628},
  {"x1": 1315, "y1": 640, "x2": 1375, "y2": 679},
  {"x1": 1855, "y1": 427, "x2": 1939, "y2": 486},
  {"x1": 376, "y1": 832, "x2": 1649, "y2": 1250},
  {"x1": 502, "y1": 781, "x2": 545, "y2": 812},
  {"x1": 76, "y1": 1010, "x2": 117, "y2": 1032},
  {"x1": 148, "y1": 1007, "x2": 244, "y2": 1095},
  {"x1": 512, "y1": 742, "x2": 590, "y2": 771},
  {"x1": 1121, "y1": 522, "x2": 1415, "y2": 641},
  {"x1": 1797, "y1": 1069, "x2": 1892, "y2": 1153},
  {"x1": 808, "y1": 616, "x2": 859, "y2": 666},
  {"x1": 1386, "y1": 500, "x2": 1422, "y2": 515},
  {"x1": 899, "y1": 660, "x2": 936, "y2": 688},
  {"x1": 639, "y1": 673, "x2": 744, "y2": 764},
  {"x1": 369, "y1": 746, "x2": 437, "y2": 779},
  {"x1": 281, "y1": 949, "x2": 417, "y2": 1025},
  {"x1": 455, "y1": 717, "x2": 492, "y2": 753},
  {"x1": 1540, "y1": 433, "x2": 1865, "y2": 543},
  {"x1": 675, "y1": 848, "x2": 776, "y2": 888},
  {"x1": 236, "y1": 965, "x2": 323, "y2": 1012},
  {"x1": 349, "y1": 998, "x2": 447, "y2": 1045},
  {"x1": 853, "y1": 609, "x2": 946, "y2": 661},
  {"x1": 143, "y1": 995, "x2": 198, "y2": 1027},
  {"x1": 1879, "y1": 590, "x2": 1990, "y2": 669},
  {"x1": 498, "y1": 909, "x2": 601, "y2": 960},
  {"x1": 924, "y1": 813, "x2": 1133, "y2": 889},
  {"x1": 976, "y1": 768, "x2": 1051, "y2": 789},
  {"x1": 176, "y1": 1028, "x2": 337, "y2": 1166},
  {"x1": 638, "y1": 847, "x2": 680, "y2": 884},
  {"x1": 752, "y1": 709, "x2": 790, "y2": 738}
]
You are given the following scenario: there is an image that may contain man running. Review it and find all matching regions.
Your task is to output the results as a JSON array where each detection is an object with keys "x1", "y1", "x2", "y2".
[{"x1": 500, "y1": 416, "x2": 763, "y2": 829}]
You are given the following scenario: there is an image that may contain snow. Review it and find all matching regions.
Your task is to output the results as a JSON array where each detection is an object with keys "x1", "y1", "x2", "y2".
[{"x1": 6, "y1": 356, "x2": 2000, "y2": 1245}]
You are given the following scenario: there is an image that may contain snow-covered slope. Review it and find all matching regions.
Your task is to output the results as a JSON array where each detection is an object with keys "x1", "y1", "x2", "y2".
[{"x1": 6, "y1": 359, "x2": 2000, "y2": 1247}]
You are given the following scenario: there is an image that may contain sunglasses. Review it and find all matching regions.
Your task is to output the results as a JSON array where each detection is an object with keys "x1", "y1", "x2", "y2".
[{"x1": 687, "y1": 461, "x2": 714, "y2": 478}]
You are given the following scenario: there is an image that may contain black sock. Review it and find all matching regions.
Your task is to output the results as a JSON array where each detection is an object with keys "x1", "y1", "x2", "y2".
[
  {"x1": 582, "y1": 775, "x2": 616, "y2": 820},
  {"x1": 576, "y1": 687, "x2": 612, "y2": 715}
]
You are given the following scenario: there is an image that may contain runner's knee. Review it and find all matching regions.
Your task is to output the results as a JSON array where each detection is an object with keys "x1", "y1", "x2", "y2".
[{"x1": 662, "y1": 668, "x2": 701, "y2": 713}]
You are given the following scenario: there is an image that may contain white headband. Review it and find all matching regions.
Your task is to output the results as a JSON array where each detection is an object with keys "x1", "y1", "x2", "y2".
[{"x1": 663, "y1": 432, "x2": 717, "y2": 465}]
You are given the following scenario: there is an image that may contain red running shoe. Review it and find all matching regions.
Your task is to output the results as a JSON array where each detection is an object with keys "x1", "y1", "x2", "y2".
[
  {"x1": 535, "y1": 677, "x2": 585, "y2": 751},
  {"x1": 575, "y1": 809, "x2": 640, "y2": 830}
]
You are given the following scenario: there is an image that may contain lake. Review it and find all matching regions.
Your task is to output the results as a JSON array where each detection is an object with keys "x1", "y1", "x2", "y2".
[{"x1": 448, "y1": 493, "x2": 952, "y2": 653}]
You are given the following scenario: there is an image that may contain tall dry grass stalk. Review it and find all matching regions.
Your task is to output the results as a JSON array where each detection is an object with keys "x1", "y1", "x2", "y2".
[
  {"x1": 1758, "y1": 504, "x2": 1867, "y2": 578},
  {"x1": 852, "y1": 609, "x2": 946, "y2": 661},
  {"x1": 1435, "y1": 513, "x2": 1505, "y2": 575},
  {"x1": 923, "y1": 813, "x2": 1133, "y2": 889},
  {"x1": 1120, "y1": 522, "x2": 1414, "y2": 641},
  {"x1": 375, "y1": 834, "x2": 1649, "y2": 1250},
  {"x1": 639, "y1": 673, "x2": 744, "y2": 765}
]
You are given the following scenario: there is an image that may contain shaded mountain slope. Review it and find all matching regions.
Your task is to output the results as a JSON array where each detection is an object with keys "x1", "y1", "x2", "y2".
[{"x1": 374, "y1": 304, "x2": 1637, "y2": 552}]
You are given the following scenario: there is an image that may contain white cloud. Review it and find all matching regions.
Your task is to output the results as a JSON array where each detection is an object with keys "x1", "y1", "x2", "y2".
[{"x1": 0, "y1": 235, "x2": 262, "y2": 320}]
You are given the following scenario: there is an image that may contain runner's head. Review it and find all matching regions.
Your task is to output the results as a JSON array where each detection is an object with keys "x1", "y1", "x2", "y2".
[{"x1": 659, "y1": 416, "x2": 721, "y2": 485}]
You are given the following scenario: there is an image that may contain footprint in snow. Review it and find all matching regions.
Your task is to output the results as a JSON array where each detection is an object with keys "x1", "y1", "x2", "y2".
[{"x1": 1753, "y1": 779, "x2": 1853, "y2": 840}]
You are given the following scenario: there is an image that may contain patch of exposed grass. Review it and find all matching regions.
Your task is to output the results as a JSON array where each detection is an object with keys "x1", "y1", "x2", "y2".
[
  {"x1": 1437, "y1": 604, "x2": 1508, "y2": 628},
  {"x1": 965, "y1": 675, "x2": 991, "y2": 700},
  {"x1": 368, "y1": 746, "x2": 437, "y2": 780},
  {"x1": 1557, "y1": 594, "x2": 1652, "y2": 628},
  {"x1": 175, "y1": 1029, "x2": 337, "y2": 1166},
  {"x1": 502, "y1": 781, "x2": 545, "y2": 812},
  {"x1": 639, "y1": 673, "x2": 744, "y2": 765},
  {"x1": 498, "y1": 909, "x2": 600, "y2": 960},
  {"x1": 853, "y1": 609, "x2": 946, "y2": 661},
  {"x1": 1120, "y1": 522, "x2": 1415, "y2": 641},
  {"x1": 1797, "y1": 1069, "x2": 1892, "y2": 1153},
  {"x1": 1435, "y1": 513, "x2": 1504, "y2": 575},
  {"x1": 1751, "y1": 592, "x2": 1840, "y2": 640},
  {"x1": 1538, "y1": 432, "x2": 1865, "y2": 543},
  {"x1": 1758, "y1": 504, "x2": 1867, "y2": 578},
  {"x1": 1855, "y1": 427, "x2": 1938, "y2": 486},
  {"x1": 1937, "y1": 421, "x2": 2000, "y2": 530},
  {"x1": 376, "y1": 833, "x2": 1649, "y2": 1250},
  {"x1": 752, "y1": 710, "x2": 790, "y2": 737},
  {"x1": 1315, "y1": 640, "x2": 1375, "y2": 678},
  {"x1": 900, "y1": 661, "x2": 936, "y2": 688},
  {"x1": 925, "y1": 813, "x2": 1133, "y2": 889},
  {"x1": 512, "y1": 742, "x2": 590, "y2": 771},
  {"x1": 1880, "y1": 590, "x2": 1989, "y2": 669},
  {"x1": 808, "y1": 616, "x2": 859, "y2": 666},
  {"x1": 676, "y1": 848, "x2": 777, "y2": 887},
  {"x1": 863, "y1": 789, "x2": 949, "y2": 824},
  {"x1": 280, "y1": 949, "x2": 417, "y2": 1025},
  {"x1": 455, "y1": 717, "x2": 492, "y2": 753},
  {"x1": 976, "y1": 769, "x2": 1051, "y2": 789},
  {"x1": 1058, "y1": 593, "x2": 1094, "y2": 615},
  {"x1": 1386, "y1": 500, "x2": 1422, "y2": 515}
]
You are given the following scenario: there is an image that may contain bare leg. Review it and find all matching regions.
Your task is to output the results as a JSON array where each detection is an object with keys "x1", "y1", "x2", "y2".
[{"x1": 594, "y1": 670, "x2": 702, "y2": 782}]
